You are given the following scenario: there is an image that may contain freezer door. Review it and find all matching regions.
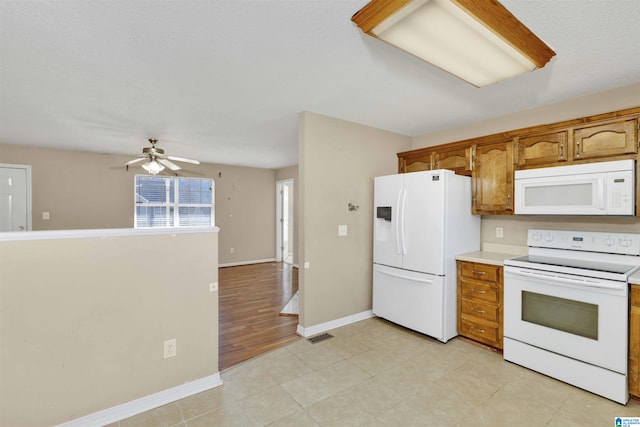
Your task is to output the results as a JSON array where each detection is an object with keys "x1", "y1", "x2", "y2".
[
  {"x1": 373, "y1": 264, "x2": 445, "y2": 341},
  {"x1": 373, "y1": 174, "x2": 403, "y2": 268},
  {"x1": 402, "y1": 171, "x2": 445, "y2": 274}
]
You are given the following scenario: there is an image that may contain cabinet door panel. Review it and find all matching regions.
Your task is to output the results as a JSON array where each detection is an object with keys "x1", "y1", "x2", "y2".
[
  {"x1": 574, "y1": 119, "x2": 638, "y2": 160},
  {"x1": 434, "y1": 146, "x2": 472, "y2": 176},
  {"x1": 472, "y1": 140, "x2": 514, "y2": 215},
  {"x1": 517, "y1": 131, "x2": 568, "y2": 167}
]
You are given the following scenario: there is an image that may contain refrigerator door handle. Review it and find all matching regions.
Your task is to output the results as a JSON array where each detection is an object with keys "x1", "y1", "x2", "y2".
[
  {"x1": 395, "y1": 189, "x2": 402, "y2": 255},
  {"x1": 400, "y1": 189, "x2": 407, "y2": 255},
  {"x1": 376, "y1": 267, "x2": 434, "y2": 284}
]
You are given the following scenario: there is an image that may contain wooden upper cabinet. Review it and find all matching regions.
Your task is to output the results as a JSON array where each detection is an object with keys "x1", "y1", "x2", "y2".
[
  {"x1": 472, "y1": 140, "x2": 514, "y2": 215},
  {"x1": 434, "y1": 145, "x2": 472, "y2": 176},
  {"x1": 398, "y1": 151, "x2": 432, "y2": 173},
  {"x1": 515, "y1": 131, "x2": 568, "y2": 168},
  {"x1": 573, "y1": 118, "x2": 638, "y2": 160}
]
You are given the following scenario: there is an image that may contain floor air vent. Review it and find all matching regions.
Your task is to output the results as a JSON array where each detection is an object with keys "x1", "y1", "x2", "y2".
[{"x1": 307, "y1": 333, "x2": 334, "y2": 344}]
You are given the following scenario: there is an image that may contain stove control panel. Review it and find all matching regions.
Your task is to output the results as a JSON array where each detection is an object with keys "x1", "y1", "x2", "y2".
[{"x1": 528, "y1": 229, "x2": 640, "y2": 255}]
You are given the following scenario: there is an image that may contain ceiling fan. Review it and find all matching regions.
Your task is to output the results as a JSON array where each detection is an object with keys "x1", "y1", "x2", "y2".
[{"x1": 124, "y1": 139, "x2": 200, "y2": 175}]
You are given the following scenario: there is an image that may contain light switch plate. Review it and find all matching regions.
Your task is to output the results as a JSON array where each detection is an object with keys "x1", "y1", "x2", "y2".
[{"x1": 338, "y1": 225, "x2": 347, "y2": 236}]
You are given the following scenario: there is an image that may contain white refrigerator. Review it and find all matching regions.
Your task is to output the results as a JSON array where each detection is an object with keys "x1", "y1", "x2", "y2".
[{"x1": 373, "y1": 169, "x2": 480, "y2": 342}]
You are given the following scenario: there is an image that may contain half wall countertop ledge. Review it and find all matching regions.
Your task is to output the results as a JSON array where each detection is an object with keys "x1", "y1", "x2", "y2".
[{"x1": 0, "y1": 226, "x2": 220, "y2": 242}]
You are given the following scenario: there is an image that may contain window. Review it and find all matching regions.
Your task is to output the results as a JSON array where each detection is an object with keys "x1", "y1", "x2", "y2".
[{"x1": 135, "y1": 175, "x2": 214, "y2": 228}]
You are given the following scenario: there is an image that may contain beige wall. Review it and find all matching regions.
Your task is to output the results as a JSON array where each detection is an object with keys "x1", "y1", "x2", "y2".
[
  {"x1": 413, "y1": 83, "x2": 640, "y2": 246},
  {"x1": 298, "y1": 111, "x2": 411, "y2": 327},
  {"x1": 0, "y1": 229, "x2": 219, "y2": 426},
  {"x1": 276, "y1": 165, "x2": 299, "y2": 266},
  {"x1": 0, "y1": 144, "x2": 275, "y2": 264},
  {"x1": 412, "y1": 82, "x2": 640, "y2": 150}
]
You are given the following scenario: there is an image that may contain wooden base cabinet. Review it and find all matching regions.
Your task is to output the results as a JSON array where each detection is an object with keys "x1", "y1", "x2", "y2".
[
  {"x1": 630, "y1": 285, "x2": 640, "y2": 398},
  {"x1": 457, "y1": 261, "x2": 503, "y2": 349}
]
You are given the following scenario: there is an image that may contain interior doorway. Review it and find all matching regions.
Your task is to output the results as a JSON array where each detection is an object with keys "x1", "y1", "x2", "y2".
[
  {"x1": 276, "y1": 179, "x2": 294, "y2": 264},
  {"x1": 0, "y1": 164, "x2": 32, "y2": 232}
]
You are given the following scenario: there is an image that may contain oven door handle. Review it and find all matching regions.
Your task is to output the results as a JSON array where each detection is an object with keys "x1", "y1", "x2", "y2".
[{"x1": 505, "y1": 268, "x2": 625, "y2": 290}]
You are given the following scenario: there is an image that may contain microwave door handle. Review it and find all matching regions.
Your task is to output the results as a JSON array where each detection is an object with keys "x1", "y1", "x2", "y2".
[{"x1": 597, "y1": 177, "x2": 605, "y2": 210}]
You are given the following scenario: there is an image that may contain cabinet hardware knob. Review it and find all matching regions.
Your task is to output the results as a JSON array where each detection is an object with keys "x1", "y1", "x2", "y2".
[
  {"x1": 471, "y1": 307, "x2": 486, "y2": 313},
  {"x1": 470, "y1": 326, "x2": 486, "y2": 333},
  {"x1": 471, "y1": 270, "x2": 486, "y2": 275},
  {"x1": 471, "y1": 288, "x2": 486, "y2": 294}
]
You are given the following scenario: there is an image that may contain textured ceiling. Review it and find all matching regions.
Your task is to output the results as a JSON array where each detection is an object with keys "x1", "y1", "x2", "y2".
[{"x1": 1, "y1": 0, "x2": 639, "y2": 169}]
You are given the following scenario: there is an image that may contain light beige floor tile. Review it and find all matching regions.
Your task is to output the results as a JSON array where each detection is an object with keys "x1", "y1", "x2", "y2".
[
  {"x1": 281, "y1": 371, "x2": 339, "y2": 407},
  {"x1": 120, "y1": 402, "x2": 183, "y2": 427},
  {"x1": 285, "y1": 337, "x2": 316, "y2": 355},
  {"x1": 434, "y1": 366, "x2": 501, "y2": 406},
  {"x1": 315, "y1": 359, "x2": 372, "y2": 391},
  {"x1": 264, "y1": 350, "x2": 314, "y2": 384},
  {"x1": 268, "y1": 410, "x2": 320, "y2": 427},
  {"x1": 373, "y1": 363, "x2": 438, "y2": 399},
  {"x1": 178, "y1": 386, "x2": 227, "y2": 420},
  {"x1": 297, "y1": 343, "x2": 345, "y2": 371},
  {"x1": 185, "y1": 399, "x2": 259, "y2": 427},
  {"x1": 240, "y1": 386, "x2": 302, "y2": 425},
  {"x1": 375, "y1": 396, "x2": 443, "y2": 426},
  {"x1": 306, "y1": 392, "x2": 377, "y2": 427},
  {"x1": 333, "y1": 377, "x2": 405, "y2": 418},
  {"x1": 327, "y1": 335, "x2": 372, "y2": 358},
  {"x1": 221, "y1": 364, "x2": 280, "y2": 401},
  {"x1": 548, "y1": 389, "x2": 640, "y2": 426}
]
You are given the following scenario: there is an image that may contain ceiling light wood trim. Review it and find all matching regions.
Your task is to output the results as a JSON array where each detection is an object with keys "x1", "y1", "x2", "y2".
[
  {"x1": 351, "y1": 0, "x2": 412, "y2": 35},
  {"x1": 451, "y1": 0, "x2": 555, "y2": 68}
]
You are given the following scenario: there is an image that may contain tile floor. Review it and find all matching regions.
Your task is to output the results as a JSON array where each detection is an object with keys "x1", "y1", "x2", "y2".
[{"x1": 115, "y1": 318, "x2": 640, "y2": 426}]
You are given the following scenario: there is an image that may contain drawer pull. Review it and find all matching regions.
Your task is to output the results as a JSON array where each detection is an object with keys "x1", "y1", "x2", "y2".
[
  {"x1": 471, "y1": 270, "x2": 487, "y2": 275},
  {"x1": 471, "y1": 288, "x2": 486, "y2": 294},
  {"x1": 470, "y1": 326, "x2": 486, "y2": 333},
  {"x1": 471, "y1": 307, "x2": 485, "y2": 314}
]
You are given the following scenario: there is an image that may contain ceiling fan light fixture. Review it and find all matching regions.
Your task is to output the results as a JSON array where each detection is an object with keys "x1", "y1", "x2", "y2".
[
  {"x1": 141, "y1": 159, "x2": 165, "y2": 175},
  {"x1": 352, "y1": 0, "x2": 556, "y2": 87}
]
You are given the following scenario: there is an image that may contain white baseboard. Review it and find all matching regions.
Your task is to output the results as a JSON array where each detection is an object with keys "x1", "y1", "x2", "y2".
[
  {"x1": 56, "y1": 373, "x2": 223, "y2": 427},
  {"x1": 219, "y1": 258, "x2": 277, "y2": 268},
  {"x1": 296, "y1": 310, "x2": 374, "y2": 337}
]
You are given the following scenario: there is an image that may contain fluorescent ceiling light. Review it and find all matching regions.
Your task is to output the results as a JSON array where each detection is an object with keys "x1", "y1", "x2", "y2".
[{"x1": 352, "y1": 0, "x2": 556, "y2": 86}]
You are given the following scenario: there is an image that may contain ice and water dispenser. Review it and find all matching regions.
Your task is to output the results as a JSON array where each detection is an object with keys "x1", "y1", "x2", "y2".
[{"x1": 376, "y1": 206, "x2": 392, "y2": 241}]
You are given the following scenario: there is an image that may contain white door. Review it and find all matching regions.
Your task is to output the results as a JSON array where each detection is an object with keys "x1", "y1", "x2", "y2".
[
  {"x1": 0, "y1": 164, "x2": 31, "y2": 232},
  {"x1": 373, "y1": 174, "x2": 403, "y2": 269},
  {"x1": 276, "y1": 179, "x2": 294, "y2": 264},
  {"x1": 403, "y1": 171, "x2": 445, "y2": 274}
]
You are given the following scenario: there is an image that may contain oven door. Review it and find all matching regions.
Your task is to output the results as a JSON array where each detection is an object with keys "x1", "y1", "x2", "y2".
[{"x1": 504, "y1": 267, "x2": 628, "y2": 374}]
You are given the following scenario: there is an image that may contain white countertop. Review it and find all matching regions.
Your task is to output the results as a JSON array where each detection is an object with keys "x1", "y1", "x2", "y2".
[
  {"x1": 456, "y1": 243, "x2": 527, "y2": 266},
  {"x1": 629, "y1": 270, "x2": 640, "y2": 285}
]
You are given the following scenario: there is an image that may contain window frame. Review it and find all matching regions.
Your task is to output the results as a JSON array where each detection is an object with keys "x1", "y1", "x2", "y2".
[{"x1": 134, "y1": 174, "x2": 214, "y2": 228}]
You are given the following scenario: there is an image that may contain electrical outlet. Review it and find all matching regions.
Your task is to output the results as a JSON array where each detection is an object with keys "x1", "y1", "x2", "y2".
[
  {"x1": 230, "y1": 247, "x2": 235, "y2": 254},
  {"x1": 496, "y1": 227, "x2": 504, "y2": 238},
  {"x1": 304, "y1": 262, "x2": 310, "y2": 269},
  {"x1": 42, "y1": 212, "x2": 50, "y2": 220},
  {"x1": 338, "y1": 225, "x2": 347, "y2": 236},
  {"x1": 163, "y1": 339, "x2": 177, "y2": 359},
  {"x1": 209, "y1": 282, "x2": 218, "y2": 292}
]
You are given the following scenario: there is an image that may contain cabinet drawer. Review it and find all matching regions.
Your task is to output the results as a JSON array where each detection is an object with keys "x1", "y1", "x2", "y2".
[
  {"x1": 459, "y1": 318, "x2": 500, "y2": 347},
  {"x1": 460, "y1": 262, "x2": 500, "y2": 282},
  {"x1": 460, "y1": 298, "x2": 499, "y2": 323},
  {"x1": 460, "y1": 279, "x2": 499, "y2": 304}
]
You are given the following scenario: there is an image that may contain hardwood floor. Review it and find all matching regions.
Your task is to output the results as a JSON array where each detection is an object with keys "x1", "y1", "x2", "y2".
[{"x1": 218, "y1": 262, "x2": 299, "y2": 371}]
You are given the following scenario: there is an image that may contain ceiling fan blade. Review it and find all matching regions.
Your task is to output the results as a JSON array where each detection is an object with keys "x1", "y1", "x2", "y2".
[
  {"x1": 158, "y1": 158, "x2": 181, "y2": 171},
  {"x1": 124, "y1": 157, "x2": 147, "y2": 166},
  {"x1": 167, "y1": 155, "x2": 200, "y2": 165}
]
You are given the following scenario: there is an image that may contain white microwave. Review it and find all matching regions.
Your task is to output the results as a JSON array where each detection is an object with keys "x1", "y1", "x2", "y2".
[{"x1": 514, "y1": 159, "x2": 635, "y2": 215}]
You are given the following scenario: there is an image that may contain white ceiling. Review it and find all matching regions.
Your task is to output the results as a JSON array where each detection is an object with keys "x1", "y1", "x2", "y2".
[{"x1": 1, "y1": 1, "x2": 639, "y2": 169}]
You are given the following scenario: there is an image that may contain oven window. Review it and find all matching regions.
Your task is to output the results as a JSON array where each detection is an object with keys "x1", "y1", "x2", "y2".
[{"x1": 522, "y1": 291, "x2": 598, "y2": 340}]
